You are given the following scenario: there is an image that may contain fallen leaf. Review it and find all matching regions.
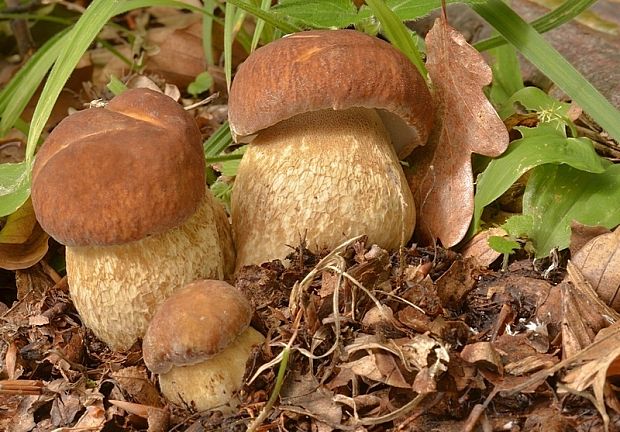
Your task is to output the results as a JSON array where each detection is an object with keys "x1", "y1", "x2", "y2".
[
  {"x1": 569, "y1": 221, "x2": 611, "y2": 258},
  {"x1": 572, "y1": 227, "x2": 620, "y2": 310},
  {"x1": 0, "y1": 223, "x2": 49, "y2": 270},
  {"x1": 561, "y1": 262, "x2": 620, "y2": 359},
  {"x1": 279, "y1": 371, "x2": 343, "y2": 428},
  {"x1": 407, "y1": 18, "x2": 509, "y2": 247},
  {"x1": 460, "y1": 342, "x2": 503, "y2": 374},
  {"x1": 460, "y1": 227, "x2": 505, "y2": 267}
]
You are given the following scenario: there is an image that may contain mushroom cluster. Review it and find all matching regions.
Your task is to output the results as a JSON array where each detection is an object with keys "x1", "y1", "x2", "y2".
[
  {"x1": 143, "y1": 279, "x2": 264, "y2": 412},
  {"x1": 228, "y1": 29, "x2": 433, "y2": 270},
  {"x1": 31, "y1": 88, "x2": 234, "y2": 350}
]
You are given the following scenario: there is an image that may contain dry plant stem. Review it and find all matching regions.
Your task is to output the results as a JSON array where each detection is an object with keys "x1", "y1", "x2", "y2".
[
  {"x1": 246, "y1": 311, "x2": 301, "y2": 432},
  {"x1": 0, "y1": 379, "x2": 44, "y2": 395}
]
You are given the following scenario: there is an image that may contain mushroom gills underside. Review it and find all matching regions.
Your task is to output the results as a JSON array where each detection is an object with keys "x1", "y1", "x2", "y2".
[
  {"x1": 158, "y1": 327, "x2": 264, "y2": 412},
  {"x1": 66, "y1": 192, "x2": 231, "y2": 350},
  {"x1": 232, "y1": 107, "x2": 415, "y2": 269}
]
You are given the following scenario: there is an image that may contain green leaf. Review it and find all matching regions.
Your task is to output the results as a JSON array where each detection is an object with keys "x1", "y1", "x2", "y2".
[
  {"x1": 365, "y1": 0, "x2": 427, "y2": 79},
  {"x1": 523, "y1": 164, "x2": 620, "y2": 257},
  {"x1": 475, "y1": 0, "x2": 598, "y2": 51},
  {"x1": 0, "y1": 162, "x2": 31, "y2": 217},
  {"x1": 251, "y1": 0, "x2": 273, "y2": 52},
  {"x1": 187, "y1": 71, "x2": 214, "y2": 97},
  {"x1": 488, "y1": 235, "x2": 520, "y2": 255},
  {"x1": 498, "y1": 86, "x2": 570, "y2": 121},
  {"x1": 225, "y1": 0, "x2": 301, "y2": 34},
  {"x1": 472, "y1": 0, "x2": 620, "y2": 143},
  {"x1": 217, "y1": 146, "x2": 246, "y2": 177},
  {"x1": 488, "y1": 42, "x2": 523, "y2": 109},
  {"x1": 377, "y1": 0, "x2": 486, "y2": 21},
  {"x1": 472, "y1": 125, "x2": 607, "y2": 232},
  {"x1": 0, "y1": 29, "x2": 69, "y2": 136},
  {"x1": 501, "y1": 214, "x2": 533, "y2": 239},
  {"x1": 202, "y1": 0, "x2": 217, "y2": 65},
  {"x1": 106, "y1": 75, "x2": 128, "y2": 96},
  {"x1": 272, "y1": 0, "x2": 360, "y2": 28}
]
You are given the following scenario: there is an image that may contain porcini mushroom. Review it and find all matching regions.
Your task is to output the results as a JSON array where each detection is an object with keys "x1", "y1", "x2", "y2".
[
  {"x1": 142, "y1": 279, "x2": 264, "y2": 412},
  {"x1": 31, "y1": 88, "x2": 234, "y2": 350},
  {"x1": 228, "y1": 30, "x2": 433, "y2": 270}
]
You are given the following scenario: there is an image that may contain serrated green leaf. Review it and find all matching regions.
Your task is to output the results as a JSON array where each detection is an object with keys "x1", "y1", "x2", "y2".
[
  {"x1": 472, "y1": 125, "x2": 607, "y2": 232},
  {"x1": 523, "y1": 164, "x2": 620, "y2": 257},
  {"x1": 488, "y1": 235, "x2": 520, "y2": 255},
  {"x1": 187, "y1": 71, "x2": 214, "y2": 97},
  {"x1": 370, "y1": 0, "x2": 486, "y2": 22},
  {"x1": 272, "y1": 0, "x2": 360, "y2": 28},
  {"x1": 501, "y1": 214, "x2": 533, "y2": 239},
  {"x1": 499, "y1": 86, "x2": 570, "y2": 120}
]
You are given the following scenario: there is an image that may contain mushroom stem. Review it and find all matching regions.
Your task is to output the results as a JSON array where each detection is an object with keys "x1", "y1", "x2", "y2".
[
  {"x1": 67, "y1": 193, "x2": 228, "y2": 350},
  {"x1": 232, "y1": 107, "x2": 415, "y2": 270},
  {"x1": 157, "y1": 327, "x2": 264, "y2": 412}
]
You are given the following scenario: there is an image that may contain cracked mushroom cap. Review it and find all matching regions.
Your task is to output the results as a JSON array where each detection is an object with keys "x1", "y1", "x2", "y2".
[
  {"x1": 228, "y1": 29, "x2": 433, "y2": 158},
  {"x1": 31, "y1": 88, "x2": 205, "y2": 247},
  {"x1": 143, "y1": 279, "x2": 253, "y2": 374}
]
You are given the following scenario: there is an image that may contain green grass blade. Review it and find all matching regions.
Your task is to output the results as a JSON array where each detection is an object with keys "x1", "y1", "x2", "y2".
[
  {"x1": 472, "y1": 0, "x2": 620, "y2": 142},
  {"x1": 365, "y1": 0, "x2": 427, "y2": 79},
  {"x1": 0, "y1": 29, "x2": 69, "y2": 135},
  {"x1": 114, "y1": 0, "x2": 216, "y2": 17},
  {"x1": 202, "y1": 0, "x2": 217, "y2": 65},
  {"x1": 475, "y1": 0, "x2": 597, "y2": 51},
  {"x1": 204, "y1": 121, "x2": 233, "y2": 158},
  {"x1": 26, "y1": 0, "x2": 119, "y2": 163},
  {"x1": 224, "y1": 1, "x2": 237, "y2": 92},
  {"x1": 251, "y1": 0, "x2": 272, "y2": 52}
]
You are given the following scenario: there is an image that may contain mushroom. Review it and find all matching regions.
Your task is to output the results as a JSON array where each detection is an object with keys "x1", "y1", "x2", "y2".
[
  {"x1": 31, "y1": 88, "x2": 234, "y2": 350},
  {"x1": 142, "y1": 279, "x2": 264, "y2": 412},
  {"x1": 228, "y1": 30, "x2": 433, "y2": 270}
]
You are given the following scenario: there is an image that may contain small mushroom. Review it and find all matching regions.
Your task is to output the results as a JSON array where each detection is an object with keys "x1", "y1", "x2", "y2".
[
  {"x1": 228, "y1": 30, "x2": 433, "y2": 270},
  {"x1": 142, "y1": 279, "x2": 264, "y2": 412},
  {"x1": 31, "y1": 88, "x2": 234, "y2": 350}
]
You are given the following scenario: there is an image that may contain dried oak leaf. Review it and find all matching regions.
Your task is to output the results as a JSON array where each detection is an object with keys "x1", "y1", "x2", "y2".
[
  {"x1": 572, "y1": 226, "x2": 620, "y2": 310},
  {"x1": 407, "y1": 18, "x2": 509, "y2": 247}
]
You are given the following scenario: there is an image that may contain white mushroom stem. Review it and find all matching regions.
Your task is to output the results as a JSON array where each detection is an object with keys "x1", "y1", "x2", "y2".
[
  {"x1": 232, "y1": 107, "x2": 415, "y2": 270},
  {"x1": 157, "y1": 327, "x2": 264, "y2": 412},
  {"x1": 66, "y1": 192, "x2": 229, "y2": 350}
]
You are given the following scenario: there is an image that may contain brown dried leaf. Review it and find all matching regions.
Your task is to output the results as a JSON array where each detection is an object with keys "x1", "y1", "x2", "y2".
[
  {"x1": 572, "y1": 227, "x2": 620, "y2": 310},
  {"x1": 460, "y1": 227, "x2": 505, "y2": 267},
  {"x1": 560, "y1": 323, "x2": 620, "y2": 430},
  {"x1": 279, "y1": 371, "x2": 343, "y2": 428},
  {"x1": 460, "y1": 342, "x2": 503, "y2": 374},
  {"x1": 562, "y1": 262, "x2": 620, "y2": 359},
  {"x1": 0, "y1": 223, "x2": 49, "y2": 270},
  {"x1": 408, "y1": 18, "x2": 509, "y2": 247}
]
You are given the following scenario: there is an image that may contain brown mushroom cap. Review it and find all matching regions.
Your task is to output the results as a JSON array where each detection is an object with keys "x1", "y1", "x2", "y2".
[
  {"x1": 228, "y1": 29, "x2": 433, "y2": 158},
  {"x1": 31, "y1": 88, "x2": 205, "y2": 247},
  {"x1": 143, "y1": 279, "x2": 252, "y2": 375}
]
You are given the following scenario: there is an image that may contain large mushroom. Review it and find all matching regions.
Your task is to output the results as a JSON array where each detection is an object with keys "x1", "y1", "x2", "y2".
[
  {"x1": 31, "y1": 88, "x2": 234, "y2": 350},
  {"x1": 228, "y1": 30, "x2": 433, "y2": 270},
  {"x1": 142, "y1": 279, "x2": 264, "y2": 412}
]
